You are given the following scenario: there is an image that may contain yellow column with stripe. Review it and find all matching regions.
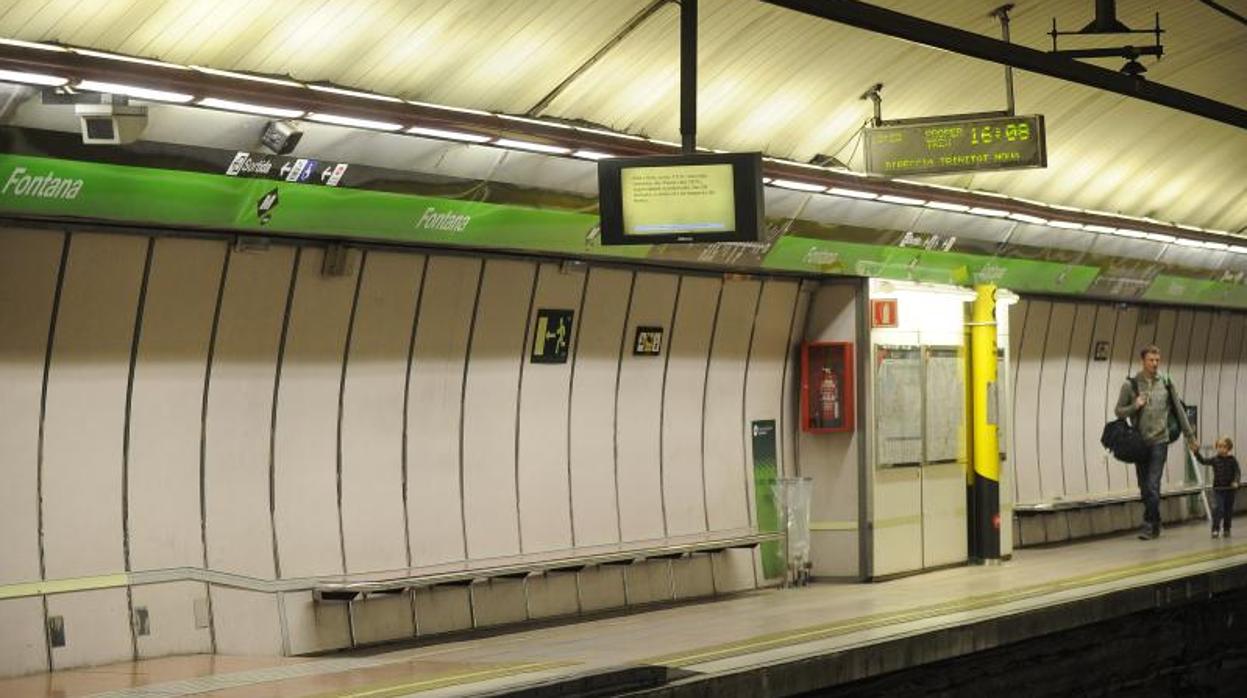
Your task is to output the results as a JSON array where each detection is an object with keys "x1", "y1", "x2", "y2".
[{"x1": 969, "y1": 284, "x2": 1001, "y2": 560}]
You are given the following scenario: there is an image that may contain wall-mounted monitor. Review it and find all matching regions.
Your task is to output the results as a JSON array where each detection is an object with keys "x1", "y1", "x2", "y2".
[{"x1": 597, "y1": 152, "x2": 764, "y2": 245}]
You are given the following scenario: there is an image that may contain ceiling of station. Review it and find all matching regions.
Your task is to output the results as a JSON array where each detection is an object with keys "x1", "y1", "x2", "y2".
[{"x1": 1, "y1": 0, "x2": 1245, "y2": 234}]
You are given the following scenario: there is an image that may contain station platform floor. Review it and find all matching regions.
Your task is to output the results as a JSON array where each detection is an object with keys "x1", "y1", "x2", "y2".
[{"x1": 6, "y1": 519, "x2": 1247, "y2": 698}]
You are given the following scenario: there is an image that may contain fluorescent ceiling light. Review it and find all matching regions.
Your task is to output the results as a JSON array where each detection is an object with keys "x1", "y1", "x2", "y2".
[
  {"x1": 406, "y1": 125, "x2": 491, "y2": 143},
  {"x1": 406, "y1": 99, "x2": 491, "y2": 116},
  {"x1": 1229, "y1": 246, "x2": 1247, "y2": 255},
  {"x1": 197, "y1": 97, "x2": 303, "y2": 118},
  {"x1": 1176, "y1": 223, "x2": 1204, "y2": 232},
  {"x1": 1047, "y1": 203, "x2": 1084, "y2": 212},
  {"x1": 493, "y1": 138, "x2": 570, "y2": 154},
  {"x1": 76, "y1": 79, "x2": 194, "y2": 103},
  {"x1": 924, "y1": 201, "x2": 970, "y2": 212},
  {"x1": 1143, "y1": 232, "x2": 1176, "y2": 243},
  {"x1": 1084, "y1": 224, "x2": 1117, "y2": 234},
  {"x1": 968, "y1": 207, "x2": 1009, "y2": 217},
  {"x1": 770, "y1": 179, "x2": 826, "y2": 192},
  {"x1": 306, "y1": 112, "x2": 404, "y2": 131},
  {"x1": 572, "y1": 150, "x2": 613, "y2": 160},
  {"x1": 192, "y1": 66, "x2": 303, "y2": 87},
  {"x1": 0, "y1": 68, "x2": 68, "y2": 87},
  {"x1": 1008, "y1": 212, "x2": 1048, "y2": 225},
  {"x1": 763, "y1": 157, "x2": 828, "y2": 171},
  {"x1": 1201, "y1": 241, "x2": 1229, "y2": 250},
  {"x1": 1174, "y1": 238, "x2": 1203, "y2": 248},
  {"x1": 499, "y1": 114, "x2": 573, "y2": 129},
  {"x1": 828, "y1": 187, "x2": 878, "y2": 200},
  {"x1": 574, "y1": 126, "x2": 646, "y2": 141},
  {"x1": 879, "y1": 194, "x2": 926, "y2": 206},
  {"x1": 1047, "y1": 220, "x2": 1084, "y2": 230},
  {"x1": 647, "y1": 138, "x2": 682, "y2": 148},
  {"x1": 309, "y1": 84, "x2": 403, "y2": 103},
  {"x1": 1113, "y1": 228, "x2": 1149, "y2": 239},
  {"x1": 75, "y1": 48, "x2": 188, "y2": 70},
  {"x1": 0, "y1": 38, "x2": 66, "y2": 52}
]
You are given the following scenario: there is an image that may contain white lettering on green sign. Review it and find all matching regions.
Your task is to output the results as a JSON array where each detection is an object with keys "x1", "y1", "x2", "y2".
[
  {"x1": 417, "y1": 207, "x2": 471, "y2": 232},
  {"x1": 3, "y1": 166, "x2": 83, "y2": 200}
]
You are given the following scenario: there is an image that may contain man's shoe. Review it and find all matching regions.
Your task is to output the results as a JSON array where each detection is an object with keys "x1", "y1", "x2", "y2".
[
  {"x1": 1213, "y1": 530, "x2": 1221, "y2": 538},
  {"x1": 1138, "y1": 527, "x2": 1157, "y2": 540}
]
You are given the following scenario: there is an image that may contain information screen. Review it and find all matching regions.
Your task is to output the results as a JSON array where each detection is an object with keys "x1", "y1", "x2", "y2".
[
  {"x1": 863, "y1": 114, "x2": 1046, "y2": 176},
  {"x1": 597, "y1": 152, "x2": 763, "y2": 245},
  {"x1": 620, "y1": 163, "x2": 735, "y2": 236}
]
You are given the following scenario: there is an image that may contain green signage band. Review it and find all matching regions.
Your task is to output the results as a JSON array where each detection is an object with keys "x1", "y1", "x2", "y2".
[{"x1": 864, "y1": 114, "x2": 1047, "y2": 176}]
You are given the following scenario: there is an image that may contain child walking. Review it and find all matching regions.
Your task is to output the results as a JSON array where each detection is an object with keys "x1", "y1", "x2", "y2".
[{"x1": 1192, "y1": 437, "x2": 1240, "y2": 538}]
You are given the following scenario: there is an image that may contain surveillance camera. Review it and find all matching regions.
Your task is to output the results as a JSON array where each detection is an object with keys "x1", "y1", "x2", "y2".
[
  {"x1": 261, "y1": 120, "x2": 303, "y2": 155},
  {"x1": 75, "y1": 103, "x2": 147, "y2": 144}
]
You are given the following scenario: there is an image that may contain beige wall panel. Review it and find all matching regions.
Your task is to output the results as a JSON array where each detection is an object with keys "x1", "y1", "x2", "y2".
[
  {"x1": 1237, "y1": 322, "x2": 1247, "y2": 459},
  {"x1": 624, "y1": 560, "x2": 673, "y2": 605},
  {"x1": 671, "y1": 556, "x2": 714, "y2": 599},
  {"x1": 517, "y1": 263, "x2": 584, "y2": 553},
  {"x1": 208, "y1": 587, "x2": 283, "y2": 656},
  {"x1": 577, "y1": 566, "x2": 626, "y2": 612},
  {"x1": 0, "y1": 598, "x2": 47, "y2": 676},
  {"x1": 617, "y1": 272, "x2": 679, "y2": 543},
  {"x1": 43, "y1": 233, "x2": 146, "y2": 579},
  {"x1": 781, "y1": 287, "x2": 812, "y2": 478},
  {"x1": 341, "y1": 251, "x2": 424, "y2": 575},
  {"x1": 413, "y1": 586, "x2": 472, "y2": 636},
  {"x1": 704, "y1": 279, "x2": 761, "y2": 533},
  {"x1": 1006, "y1": 299, "x2": 1029, "y2": 501},
  {"x1": 744, "y1": 280, "x2": 800, "y2": 514},
  {"x1": 1217, "y1": 315, "x2": 1243, "y2": 440},
  {"x1": 283, "y1": 591, "x2": 350, "y2": 655},
  {"x1": 1082, "y1": 305, "x2": 1118, "y2": 497},
  {"x1": 131, "y1": 581, "x2": 212, "y2": 658},
  {"x1": 1200, "y1": 313, "x2": 1229, "y2": 445},
  {"x1": 799, "y1": 284, "x2": 859, "y2": 577},
  {"x1": 1150, "y1": 309, "x2": 1179, "y2": 487},
  {"x1": 204, "y1": 246, "x2": 295, "y2": 579},
  {"x1": 1165, "y1": 310, "x2": 1198, "y2": 487},
  {"x1": 710, "y1": 549, "x2": 756, "y2": 593},
  {"x1": 1105, "y1": 306, "x2": 1142, "y2": 494},
  {"x1": 46, "y1": 588, "x2": 131, "y2": 670},
  {"x1": 526, "y1": 573, "x2": 579, "y2": 619},
  {"x1": 661, "y1": 276, "x2": 721, "y2": 537},
  {"x1": 921, "y1": 462, "x2": 967, "y2": 567},
  {"x1": 568, "y1": 268, "x2": 631, "y2": 548},
  {"x1": 810, "y1": 531, "x2": 857, "y2": 578},
  {"x1": 407, "y1": 257, "x2": 480, "y2": 566},
  {"x1": 462, "y1": 259, "x2": 535, "y2": 560},
  {"x1": 1011, "y1": 299, "x2": 1049, "y2": 504},
  {"x1": 1060, "y1": 304, "x2": 1096, "y2": 498},
  {"x1": 274, "y1": 248, "x2": 358, "y2": 579},
  {"x1": 1036, "y1": 302, "x2": 1075, "y2": 500},
  {"x1": 0, "y1": 228, "x2": 62, "y2": 587},
  {"x1": 352, "y1": 594, "x2": 415, "y2": 646},
  {"x1": 128, "y1": 238, "x2": 224, "y2": 572},
  {"x1": 471, "y1": 579, "x2": 528, "y2": 628},
  {"x1": 872, "y1": 467, "x2": 922, "y2": 577}
]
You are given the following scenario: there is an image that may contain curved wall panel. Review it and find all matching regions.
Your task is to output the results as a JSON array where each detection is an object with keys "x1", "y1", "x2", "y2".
[
  {"x1": 1036, "y1": 302, "x2": 1074, "y2": 500},
  {"x1": 517, "y1": 263, "x2": 584, "y2": 553},
  {"x1": 1201, "y1": 313, "x2": 1229, "y2": 446},
  {"x1": 704, "y1": 278, "x2": 761, "y2": 533},
  {"x1": 406, "y1": 256, "x2": 480, "y2": 566},
  {"x1": 661, "y1": 276, "x2": 721, "y2": 537},
  {"x1": 1082, "y1": 304, "x2": 1117, "y2": 497},
  {"x1": 461, "y1": 259, "x2": 536, "y2": 560},
  {"x1": 1219, "y1": 316, "x2": 1244, "y2": 440},
  {"x1": 1011, "y1": 299, "x2": 1049, "y2": 504},
  {"x1": 1059, "y1": 304, "x2": 1096, "y2": 497},
  {"x1": 568, "y1": 268, "x2": 631, "y2": 548},
  {"x1": 1105, "y1": 306, "x2": 1140, "y2": 494},
  {"x1": 340, "y1": 251, "x2": 424, "y2": 574},
  {"x1": 745, "y1": 280, "x2": 800, "y2": 511},
  {"x1": 617, "y1": 272, "x2": 678, "y2": 543}
]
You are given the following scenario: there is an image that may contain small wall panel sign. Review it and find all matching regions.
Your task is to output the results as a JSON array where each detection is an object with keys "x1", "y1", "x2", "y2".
[
  {"x1": 871, "y1": 298, "x2": 899, "y2": 328},
  {"x1": 531, "y1": 309, "x2": 574, "y2": 364},
  {"x1": 634, "y1": 326, "x2": 664, "y2": 355}
]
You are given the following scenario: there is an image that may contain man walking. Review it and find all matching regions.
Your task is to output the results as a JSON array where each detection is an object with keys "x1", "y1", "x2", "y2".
[{"x1": 1114, "y1": 344, "x2": 1197, "y2": 540}]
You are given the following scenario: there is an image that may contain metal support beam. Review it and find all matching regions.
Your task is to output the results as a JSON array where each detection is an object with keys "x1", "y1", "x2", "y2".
[
  {"x1": 680, "y1": 0, "x2": 697, "y2": 153},
  {"x1": 761, "y1": 0, "x2": 1247, "y2": 130}
]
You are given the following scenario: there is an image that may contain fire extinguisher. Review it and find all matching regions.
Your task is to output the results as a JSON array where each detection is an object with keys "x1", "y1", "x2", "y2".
[{"x1": 818, "y1": 367, "x2": 839, "y2": 426}]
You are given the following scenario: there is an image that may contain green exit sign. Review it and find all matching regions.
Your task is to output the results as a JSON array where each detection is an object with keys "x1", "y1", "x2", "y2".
[{"x1": 863, "y1": 114, "x2": 1046, "y2": 176}]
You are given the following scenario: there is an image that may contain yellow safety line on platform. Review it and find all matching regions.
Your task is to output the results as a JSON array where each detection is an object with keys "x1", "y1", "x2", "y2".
[
  {"x1": 321, "y1": 661, "x2": 574, "y2": 697},
  {"x1": 0, "y1": 573, "x2": 129, "y2": 599},
  {"x1": 645, "y1": 542, "x2": 1247, "y2": 668}
]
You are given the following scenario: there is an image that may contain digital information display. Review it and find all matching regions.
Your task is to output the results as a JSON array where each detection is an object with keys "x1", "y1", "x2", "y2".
[
  {"x1": 863, "y1": 114, "x2": 1046, "y2": 176},
  {"x1": 620, "y1": 163, "x2": 735, "y2": 236}
]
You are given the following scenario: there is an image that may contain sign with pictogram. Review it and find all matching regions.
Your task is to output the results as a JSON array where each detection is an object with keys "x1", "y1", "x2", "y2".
[{"x1": 871, "y1": 298, "x2": 898, "y2": 328}]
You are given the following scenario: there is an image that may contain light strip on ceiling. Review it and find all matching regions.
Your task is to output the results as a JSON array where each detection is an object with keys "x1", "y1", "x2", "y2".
[
  {"x1": 75, "y1": 48, "x2": 188, "y2": 70},
  {"x1": 307, "y1": 112, "x2": 404, "y2": 131},
  {"x1": 406, "y1": 125, "x2": 491, "y2": 143},
  {"x1": 1047, "y1": 220, "x2": 1084, "y2": 230},
  {"x1": 0, "y1": 68, "x2": 68, "y2": 86},
  {"x1": 500, "y1": 114, "x2": 574, "y2": 129},
  {"x1": 571, "y1": 149, "x2": 613, "y2": 160},
  {"x1": 878, "y1": 194, "x2": 925, "y2": 206},
  {"x1": 1084, "y1": 224, "x2": 1117, "y2": 233},
  {"x1": 197, "y1": 97, "x2": 304, "y2": 118},
  {"x1": 76, "y1": 79, "x2": 194, "y2": 103},
  {"x1": 406, "y1": 99, "x2": 491, "y2": 116},
  {"x1": 0, "y1": 38, "x2": 67, "y2": 52},
  {"x1": 828, "y1": 187, "x2": 878, "y2": 199},
  {"x1": 309, "y1": 84, "x2": 404, "y2": 103},
  {"x1": 771, "y1": 179, "x2": 827, "y2": 192},
  {"x1": 924, "y1": 201, "x2": 970, "y2": 212},
  {"x1": 1113, "y1": 229, "x2": 1148, "y2": 239},
  {"x1": 493, "y1": 138, "x2": 570, "y2": 154},
  {"x1": 1008, "y1": 212, "x2": 1047, "y2": 225},
  {"x1": 1143, "y1": 232, "x2": 1176, "y2": 243},
  {"x1": 192, "y1": 66, "x2": 304, "y2": 87},
  {"x1": 968, "y1": 207, "x2": 1009, "y2": 217}
]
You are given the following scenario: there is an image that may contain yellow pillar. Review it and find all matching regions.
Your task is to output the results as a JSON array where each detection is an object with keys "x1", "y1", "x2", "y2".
[{"x1": 969, "y1": 284, "x2": 1001, "y2": 560}]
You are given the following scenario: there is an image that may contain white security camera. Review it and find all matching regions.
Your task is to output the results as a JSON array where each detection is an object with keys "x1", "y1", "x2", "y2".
[{"x1": 75, "y1": 103, "x2": 148, "y2": 144}]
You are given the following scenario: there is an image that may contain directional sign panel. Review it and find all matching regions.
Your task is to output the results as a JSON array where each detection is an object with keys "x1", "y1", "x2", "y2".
[
  {"x1": 531, "y1": 309, "x2": 574, "y2": 364},
  {"x1": 864, "y1": 114, "x2": 1046, "y2": 176}
]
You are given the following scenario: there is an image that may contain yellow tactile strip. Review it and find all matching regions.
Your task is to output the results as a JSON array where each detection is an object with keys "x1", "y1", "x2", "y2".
[{"x1": 643, "y1": 542, "x2": 1247, "y2": 668}]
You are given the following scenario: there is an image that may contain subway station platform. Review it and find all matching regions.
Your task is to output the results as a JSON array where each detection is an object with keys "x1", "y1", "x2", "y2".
[{"x1": 5, "y1": 519, "x2": 1247, "y2": 698}]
